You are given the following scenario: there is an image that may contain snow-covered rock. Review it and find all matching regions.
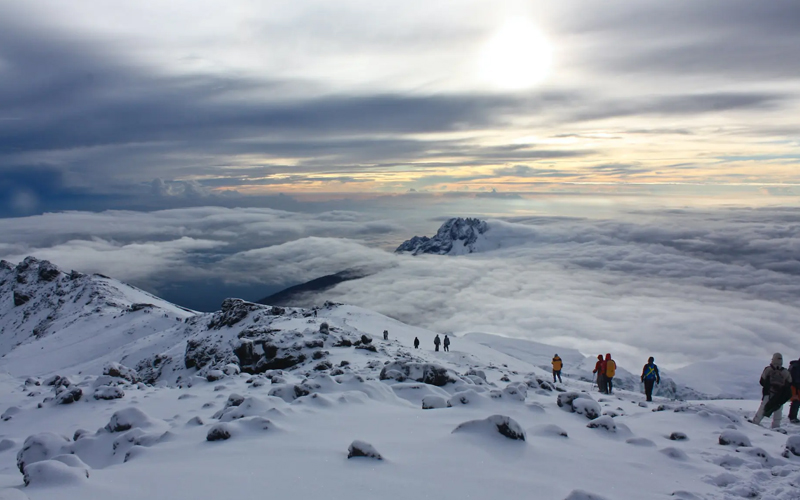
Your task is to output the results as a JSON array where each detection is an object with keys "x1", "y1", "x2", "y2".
[
  {"x1": 586, "y1": 416, "x2": 616, "y2": 432},
  {"x1": 421, "y1": 395, "x2": 450, "y2": 409},
  {"x1": 453, "y1": 415, "x2": 526, "y2": 441},
  {"x1": 105, "y1": 408, "x2": 158, "y2": 433},
  {"x1": 718, "y1": 430, "x2": 751, "y2": 447},
  {"x1": 16, "y1": 433, "x2": 71, "y2": 473},
  {"x1": 347, "y1": 440, "x2": 382, "y2": 460},
  {"x1": 563, "y1": 491, "x2": 611, "y2": 500},
  {"x1": 93, "y1": 386, "x2": 125, "y2": 400},
  {"x1": 206, "y1": 424, "x2": 232, "y2": 442},
  {"x1": 572, "y1": 398, "x2": 601, "y2": 420},
  {"x1": 23, "y1": 459, "x2": 89, "y2": 487},
  {"x1": 379, "y1": 362, "x2": 457, "y2": 386},
  {"x1": 103, "y1": 362, "x2": 138, "y2": 383},
  {"x1": 784, "y1": 435, "x2": 800, "y2": 457}
]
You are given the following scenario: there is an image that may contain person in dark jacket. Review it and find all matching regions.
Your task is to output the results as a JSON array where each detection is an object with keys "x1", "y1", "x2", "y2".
[
  {"x1": 443, "y1": 335, "x2": 450, "y2": 352},
  {"x1": 788, "y1": 356, "x2": 800, "y2": 424},
  {"x1": 383, "y1": 330, "x2": 389, "y2": 340},
  {"x1": 753, "y1": 353, "x2": 792, "y2": 428},
  {"x1": 593, "y1": 355, "x2": 606, "y2": 393},
  {"x1": 434, "y1": 335, "x2": 441, "y2": 352},
  {"x1": 641, "y1": 356, "x2": 660, "y2": 402},
  {"x1": 413, "y1": 337, "x2": 420, "y2": 349}
]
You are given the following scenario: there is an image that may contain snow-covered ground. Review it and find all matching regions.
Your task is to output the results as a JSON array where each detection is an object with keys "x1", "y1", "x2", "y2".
[{"x1": 1, "y1": 258, "x2": 799, "y2": 499}]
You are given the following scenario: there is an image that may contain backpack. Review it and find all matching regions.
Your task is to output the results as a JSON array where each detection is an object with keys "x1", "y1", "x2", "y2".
[
  {"x1": 643, "y1": 364, "x2": 658, "y2": 381},
  {"x1": 790, "y1": 361, "x2": 800, "y2": 387},
  {"x1": 606, "y1": 360, "x2": 616, "y2": 378}
]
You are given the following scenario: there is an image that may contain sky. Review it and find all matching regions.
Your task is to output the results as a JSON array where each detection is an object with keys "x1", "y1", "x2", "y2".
[
  {"x1": 1, "y1": 0, "x2": 800, "y2": 216},
  {"x1": 2, "y1": 1, "x2": 800, "y2": 369}
]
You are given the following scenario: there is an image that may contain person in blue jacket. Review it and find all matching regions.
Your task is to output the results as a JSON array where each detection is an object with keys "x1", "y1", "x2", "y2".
[{"x1": 641, "y1": 356, "x2": 660, "y2": 402}]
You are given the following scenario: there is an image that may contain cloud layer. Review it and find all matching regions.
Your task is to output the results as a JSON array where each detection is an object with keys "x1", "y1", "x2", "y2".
[{"x1": 2, "y1": 205, "x2": 799, "y2": 370}]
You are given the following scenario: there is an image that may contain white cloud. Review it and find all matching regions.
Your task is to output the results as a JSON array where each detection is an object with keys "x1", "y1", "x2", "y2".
[{"x1": 2, "y1": 205, "x2": 799, "y2": 371}]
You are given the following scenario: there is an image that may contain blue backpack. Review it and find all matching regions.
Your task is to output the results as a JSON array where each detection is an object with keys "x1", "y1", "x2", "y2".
[{"x1": 643, "y1": 364, "x2": 658, "y2": 381}]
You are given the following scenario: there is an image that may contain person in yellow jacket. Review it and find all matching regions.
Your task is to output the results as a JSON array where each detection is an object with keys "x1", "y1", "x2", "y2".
[
  {"x1": 604, "y1": 353, "x2": 616, "y2": 394},
  {"x1": 552, "y1": 354, "x2": 563, "y2": 383}
]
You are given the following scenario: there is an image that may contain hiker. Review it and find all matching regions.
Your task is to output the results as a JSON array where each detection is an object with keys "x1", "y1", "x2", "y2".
[
  {"x1": 753, "y1": 353, "x2": 793, "y2": 428},
  {"x1": 604, "y1": 353, "x2": 616, "y2": 394},
  {"x1": 789, "y1": 356, "x2": 800, "y2": 424},
  {"x1": 641, "y1": 356, "x2": 660, "y2": 402},
  {"x1": 434, "y1": 334, "x2": 441, "y2": 352},
  {"x1": 443, "y1": 335, "x2": 450, "y2": 352},
  {"x1": 413, "y1": 337, "x2": 420, "y2": 349},
  {"x1": 552, "y1": 354, "x2": 563, "y2": 384},
  {"x1": 383, "y1": 330, "x2": 388, "y2": 340},
  {"x1": 593, "y1": 355, "x2": 606, "y2": 393}
]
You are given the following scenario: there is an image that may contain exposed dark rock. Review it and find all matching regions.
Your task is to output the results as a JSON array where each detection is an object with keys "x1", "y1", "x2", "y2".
[
  {"x1": 314, "y1": 361, "x2": 333, "y2": 371},
  {"x1": 103, "y1": 362, "x2": 138, "y2": 383},
  {"x1": 55, "y1": 387, "x2": 82, "y2": 405},
  {"x1": 347, "y1": 440, "x2": 382, "y2": 460},
  {"x1": 379, "y1": 362, "x2": 456, "y2": 386},
  {"x1": 208, "y1": 298, "x2": 262, "y2": 329},
  {"x1": 355, "y1": 344, "x2": 377, "y2": 353},
  {"x1": 13, "y1": 291, "x2": 31, "y2": 307},
  {"x1": 360, "y1": 335, "x2": 372, "y2": 344},
  {"x1": 129, "y1": 303, "x2": 155, "y2": 312},
  {"x1": 333, "y1": 337, "x2": 352, "y2": 347},
  {"x1": 207, "y1": 424, "x2": 232, "y2": 441},
  {"x1": 669, "y1": 432, "x2": 688, "y2": 441}
]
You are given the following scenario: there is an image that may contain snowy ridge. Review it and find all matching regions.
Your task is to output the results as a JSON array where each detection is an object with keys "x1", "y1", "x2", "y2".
[
  {"x1": 395, "y1": 217, "x2": 490, "y2": 255},
  {"x1": 0, "y1": 258, "x2": 799, "y2": 499}
]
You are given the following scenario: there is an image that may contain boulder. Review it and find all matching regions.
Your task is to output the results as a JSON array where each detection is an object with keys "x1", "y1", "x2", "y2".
[
  {"x1": 572, "y1": 399, "x2": 601, "y2": 420},
  {"x1": 105, "y1": 407, "x2": 155, "y2": 433},
  {"x1": 784, "y1": 435, "x2": 800, "y2": 457},
  {"x1": 93, "y1": 386, "x2": 125, "y2": 400},
  {"x1": 206, "y1": 370, "x2": 225, "y2": 382},
  {"x1": 718, "y1": 430, "x2": 751, "y2": 447},
  {"x1": 379, "y1": 362, "x2": 456, "y2": 386},
  {"x1": 421, "y1": 396, "x2": 451, "y2": 410},
  {"x1": 586, "y1": 416, "x2": 616, "y2": 432},
  {"x1": 103, "y1": 362, "x2": 138, "y2": 383},
  {"x1": 1, "y1": 406, "x2": 21, "y2": 421},
  {"x1": 347, "y1": 440, "x2": 382, "y2": 460},
  {"x1": 669, "y1": 432, "x2": 688, "y2": 441},
  {"x1": 55, "y1": 387, "x2": 82, "y2": 405},
  {"x1": 453, "y1": 415, "x2": 526, "y2": 441},
  {"x1": 16, "y1": 433, "x2": 70, "y2": 473},
  {"x1": 206, "y1": 424, "x2": 232, "y2": 442},
  {"x1": 23, "y1": 459, "x2": 88, "y2": 487}
]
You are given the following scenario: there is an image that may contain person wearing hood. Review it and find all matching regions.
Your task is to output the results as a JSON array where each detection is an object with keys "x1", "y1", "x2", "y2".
[
  {"x1": 753, "y1": 353, "x2": 793, "y2": 428},
  {"x1": 593, "y1": 355, "x2": 606, "y2": 393},
  {"x1": 788, "y1": 356, "x2": 800, "y2": 424},
  {"x1": 433, "y1": 334, "x2": 441, "y2": 352},
  {"x1": 413, "y1": 337, "x2": 420, "y2": 349},
  {"x1": 641, "y1": 357, "x2": 660, "y2": 402},
  {"x1": 604, "y1": 353, "x2": 617, "y2": 395},
  {"x1": 552, "y1": 354, "x2": 563, "y2": 384}
]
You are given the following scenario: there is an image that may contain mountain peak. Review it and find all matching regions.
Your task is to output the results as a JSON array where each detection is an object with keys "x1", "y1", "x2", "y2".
[{"x1": 396, "y1": 217, "x2": 489, "y2": 255}]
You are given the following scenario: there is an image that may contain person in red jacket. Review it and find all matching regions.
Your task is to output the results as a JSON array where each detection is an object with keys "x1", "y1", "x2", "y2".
[{"x1": 593, "y1": 354, "x2": 606, "y2": 393}]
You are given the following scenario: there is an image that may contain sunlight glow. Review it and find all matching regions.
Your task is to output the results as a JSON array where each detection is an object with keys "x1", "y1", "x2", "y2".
[{"x1": 479, "y1": 20, "x2": 552, "y2": 90}]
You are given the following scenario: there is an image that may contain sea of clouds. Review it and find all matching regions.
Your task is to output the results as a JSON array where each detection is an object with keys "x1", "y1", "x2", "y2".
[{"x1": 1, "y1": 205, "x2": 799, "y2": 369}]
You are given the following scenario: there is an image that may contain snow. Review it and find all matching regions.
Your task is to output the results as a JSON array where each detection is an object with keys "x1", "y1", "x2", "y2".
[{"x1": 0, "y1": 259, "x2": 799, "y2": 499}]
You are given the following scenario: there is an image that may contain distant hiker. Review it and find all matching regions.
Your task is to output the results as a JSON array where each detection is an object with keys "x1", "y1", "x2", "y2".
[
  {"x1": 552, "y1": 354, "x2": 563, "y2": 384},
  {"x1": 789, "y1": 356, "x2": 800, "y2": 424},
  {"x1": 641, "y1": 356, "x2": 660, "y2": 402},
  {"x1": 413, "y1": 337, "x2": 420, "y2": 349},
  {"x1": 443, "y1": 335, "x2": 450, "y2": 352},
  {"x1": 604, "y1": 354, "x2": 616, "y2": 395},
  {"x1": 593, "y1": 355, "x2": 606, "y2": 393},
  {"x1": 383, "y1": 330, "x2": 388, "y2": 341},
  {"x1": 434, "y1": 334, "x2": 441, "y2": 352},
  {"x1": 753, "y1": 353, "x2": 793, "y2": 428}
]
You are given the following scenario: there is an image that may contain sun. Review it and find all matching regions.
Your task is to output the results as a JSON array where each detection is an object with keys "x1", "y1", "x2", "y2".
[{"x1": 479, "y1": 20, "x2": 552, "y2": 90}]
